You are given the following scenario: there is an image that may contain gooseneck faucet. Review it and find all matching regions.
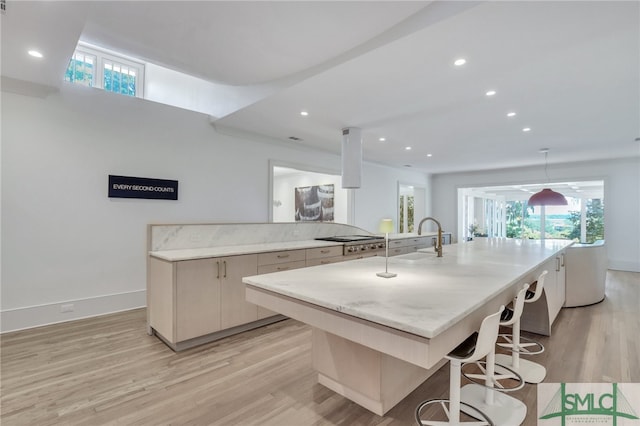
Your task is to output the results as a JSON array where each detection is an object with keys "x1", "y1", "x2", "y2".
[{"x1": 417, "y1": 217, "x2": 443, "y2": 257}]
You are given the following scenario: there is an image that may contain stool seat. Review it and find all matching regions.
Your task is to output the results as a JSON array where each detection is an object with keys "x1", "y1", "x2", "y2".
[
  {"x1": 449, "y1": 332, "x2": 478, "y2": 359},
  {"x1": 500, "y1": 308, "x2": 514, "y2": 322}
]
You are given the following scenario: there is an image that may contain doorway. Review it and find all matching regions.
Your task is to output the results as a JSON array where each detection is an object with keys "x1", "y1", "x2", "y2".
[{"x1": 398, "y1": 183, "x2": 426, "y2": 233}]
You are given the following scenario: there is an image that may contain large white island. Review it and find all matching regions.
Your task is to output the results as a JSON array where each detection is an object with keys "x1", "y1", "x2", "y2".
[{"x1": 243, "y1": 238, "x2": 572, "y2": 415}]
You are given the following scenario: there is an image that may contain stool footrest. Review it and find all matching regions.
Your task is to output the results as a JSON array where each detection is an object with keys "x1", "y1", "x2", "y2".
[
  {"x1": 415, "y1": 398, "x2": 494, "y2": 425},
  {"x1": 460, "y1": 361, "x2": 525, "y2": 392},
  {"x1": 496, "y1": 333, "x2": 544, "y2": 355}
]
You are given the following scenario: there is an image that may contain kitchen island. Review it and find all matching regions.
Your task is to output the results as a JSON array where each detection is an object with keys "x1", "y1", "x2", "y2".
[{"x1": 243, "y1": 238, "x2": 572, "y2": 415}]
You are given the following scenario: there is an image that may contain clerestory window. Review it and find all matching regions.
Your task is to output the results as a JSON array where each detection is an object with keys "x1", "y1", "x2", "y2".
[{"x1": 64, "y1": 43, "x2": 144, "y2": 98}]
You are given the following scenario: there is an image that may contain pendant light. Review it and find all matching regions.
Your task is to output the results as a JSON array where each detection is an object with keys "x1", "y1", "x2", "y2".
[{"x1": 528, "y1": 148, "x2": 568, "y2": 206}]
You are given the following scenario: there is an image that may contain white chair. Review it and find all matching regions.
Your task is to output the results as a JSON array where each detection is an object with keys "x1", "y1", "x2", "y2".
[
  {"x1": 494, "y1": 271, "x2": 548, "y2": 384},
  {"x1": 415, "y1": 306, "x2": 505, "y2": 425},
  {"x1": 458, "y1": 287, "x2": 528, "y2": 425}
]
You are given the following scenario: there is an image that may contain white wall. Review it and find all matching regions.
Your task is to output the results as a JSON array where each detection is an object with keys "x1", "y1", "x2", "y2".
[
  {"x1": 356, "y1": 163, "x2": 432, "y2": 233},
  {"x1": 431, "y1": 157, "x2": 640, "y2": 272},
  {"x1": 0, "y1": 84, "x2": 428, "y2": 331}
]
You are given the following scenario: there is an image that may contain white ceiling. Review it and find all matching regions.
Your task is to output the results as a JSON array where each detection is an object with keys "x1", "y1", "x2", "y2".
[{"x1": 2, "y1": 1, "x2": 639, "y2": 174}]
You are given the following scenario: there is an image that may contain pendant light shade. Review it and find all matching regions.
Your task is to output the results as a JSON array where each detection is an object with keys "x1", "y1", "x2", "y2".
[
  {"x1": 341, "y1": 127, "x2": 362, "y2": 189},
  {"x1": 527, "y1": 188, "x2": 568, "y2": 206},
  {"x1": 528, "y1": 148, "x2": 568, "y2": 206},
  {"x1": 379, "y1": 218, "x2": 394, "y2": 233}
]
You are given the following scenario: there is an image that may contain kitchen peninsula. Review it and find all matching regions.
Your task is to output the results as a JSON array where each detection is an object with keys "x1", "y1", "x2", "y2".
[{"x1": 244, "y1": 238, "x2": 572, "y2": 415}]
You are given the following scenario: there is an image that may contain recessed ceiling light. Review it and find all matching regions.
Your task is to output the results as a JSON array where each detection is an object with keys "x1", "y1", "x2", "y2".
[
  {"x1": 523, "y1": 127, "x2": 532, "y2": 132},
  {"x1": 300, "y1": 111, "x2": 308, "y2": 116},
  {"x1": 485, "y1": 90, "x2": 496, "y2": 97},
  {"x1": 427, "y1": 154, "x2": 433, "y2": 157},
  {"x1": 28, "y1": 50, "x2": 43, "y2": 58},
  {"x1": 405, "y1": 146, "x2": 412, "y2": 150},
  {"x1": 379, "y1": 137, "x2": 386, "y2": 142},
  {"x1": 454, "y1": 58, "x2": 466, "y2": 66},
  {"x1": 507, "y1": 112, "x2": 516, "y2": 117}
]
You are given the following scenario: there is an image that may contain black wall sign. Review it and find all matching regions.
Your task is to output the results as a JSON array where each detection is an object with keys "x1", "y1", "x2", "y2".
[{"x1": 108, "y1": 175, "x2": 178, "y2": 200}]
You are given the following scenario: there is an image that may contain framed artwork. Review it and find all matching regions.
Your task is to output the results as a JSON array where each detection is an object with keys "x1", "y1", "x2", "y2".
[{"x1": 294, "y1": 184, "x2": 334, "y2": 222}]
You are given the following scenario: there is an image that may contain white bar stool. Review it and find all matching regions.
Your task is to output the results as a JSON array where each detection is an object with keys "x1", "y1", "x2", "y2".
[
  {"x1": 494, "y1": 270, "x2": 548, "y2": 384},
  {"x1": 458, "y1": 286, "x2": 528, "y2": 425},
  {"x1": 415, "y1": 306, "x2": 505, "y2": 426}
]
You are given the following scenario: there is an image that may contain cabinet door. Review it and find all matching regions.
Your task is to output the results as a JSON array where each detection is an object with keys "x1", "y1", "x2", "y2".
[
  {"x1": 220, "y1": 254, "x2": 259, "y2": 329},
  {"x1": 176, "y1": 259, "x2": 220, "y2": 342},
  {"x1": 557, "y1": 252, "x2": 566, "y2": 307}
]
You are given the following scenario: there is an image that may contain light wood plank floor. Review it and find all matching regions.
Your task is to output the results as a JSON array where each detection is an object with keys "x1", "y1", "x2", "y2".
[{"x1": 2, "y1": 270, "x2": 638, "y2": 425}]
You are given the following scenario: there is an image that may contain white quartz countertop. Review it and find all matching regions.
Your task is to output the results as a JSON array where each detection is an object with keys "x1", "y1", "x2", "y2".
[
  {"x1": 243, "y1": 238, "x2": 573, "y2": 339},
  {"x1": 149, "y1": 240, "x2": 342, "y2": 261}
]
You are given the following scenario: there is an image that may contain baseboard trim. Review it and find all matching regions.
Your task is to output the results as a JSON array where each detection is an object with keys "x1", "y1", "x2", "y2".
[
  {"x1": 1, "y1": 290, "x2": 146, "y2": 333},
  {"x1": 609, "y1": 260, "x2": 640, "y2": 273}
]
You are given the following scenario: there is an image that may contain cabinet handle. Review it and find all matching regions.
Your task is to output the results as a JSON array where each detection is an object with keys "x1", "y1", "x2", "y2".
[
  {"x1": 277, "y1": 266, "x2": 289, "y2": 271},
  {"x1": 277, "y1": 254, "x2": 289, "y2": 259},
  {"x1": 556, "y1": 257, "x2": 561, "y2": 272},
  {"x1": 223, "y1": 260, "x2": 227, "y2": 278},
  {"x1": 561, "y1": 253, "x2": 565, "y2": 267},
  {"x1": 321, "y1": 260, "x2": 330, "y2": 264},
  {"x1": 320, "y1": 249, "x2": 330, "y2": 254},
  {"x1": 216, "y1": 261, "x2": 220, "y2": 279}
]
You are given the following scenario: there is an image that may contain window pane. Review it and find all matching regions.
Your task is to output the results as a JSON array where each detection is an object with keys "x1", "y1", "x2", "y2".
[
  {"x1": 64, "y1": 52, "x2": 95, "y2": 87},
  {"x1": 103, "y1": 60, "x2": 136, "y2": 97}
]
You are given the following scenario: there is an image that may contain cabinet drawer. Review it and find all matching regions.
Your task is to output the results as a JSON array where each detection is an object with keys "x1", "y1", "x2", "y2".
[
  {"x1": 388, "y1": 239, "x2": 406, "y2": 248},
  {"x1": 389, "y1": 247, "x2": 408, "y2": 256},
  {"x1": 257, "y1": 260, "x2": 306, "y2": 274},
  {"x1": 306, "y1": 245, "x2": 343, "y2": 260},
  {"x1": 342, "y1": 252, "x2": 377, "y2": 262},
  {"x1": 306, "y1": 256, "x2": 343, "y2": 267},
  {"x1": 258, "y1": 249, "x2": 305, "y2": 266}
]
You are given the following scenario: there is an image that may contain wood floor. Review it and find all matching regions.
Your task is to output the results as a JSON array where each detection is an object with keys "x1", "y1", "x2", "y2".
[{"x1": 2, "y1": 270, "x2": 638, "y2": 425}]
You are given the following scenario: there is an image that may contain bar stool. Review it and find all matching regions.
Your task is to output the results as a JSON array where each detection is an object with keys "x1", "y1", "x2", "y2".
[
  {"x1": 494, "y1": 271, "x2": 548, "y2": 384},
  {"x1": 415, "y1": 306, "x2": 504, "y2": 425},
  {"x1": 458, "y1": 287, "x2": 528, "y2": 425}
]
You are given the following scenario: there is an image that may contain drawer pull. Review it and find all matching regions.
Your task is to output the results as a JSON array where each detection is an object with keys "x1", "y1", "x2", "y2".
[
  {"x1": 561, "y1": 253, "x2": 565, "y2": 267},
  {"x1": 223, "y1": 260, "x2": 227, "y2": 278},
  {"x1": 320, "y1": 249, "x2": 330, "y2": 254},
  {"x1": 556, "y1": 257, "x2": 561, "y2": 272},
  {"x1": 277, "y1": 266, "x2": 290, "y2": 271},
  {"x1": 277, "y1": 254, "x2": 290, "y2": 259},
  {"x1": 216, "y1": 261, "x2": 220, "y2": 279},
  {"x1": 321, "y1": 260, "x2": 330, "y2": 264}
]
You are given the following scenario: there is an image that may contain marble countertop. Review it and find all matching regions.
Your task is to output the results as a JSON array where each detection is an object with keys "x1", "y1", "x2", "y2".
[
  {"x1": 150, "y1": 240, "x2": 342, "y2": 261},
  {"x1": 149, "y1": 233, "x2": 445, "y2": 261},
  {"x1": 243, "y1": 238, "x2": 573, "y2": 339}
]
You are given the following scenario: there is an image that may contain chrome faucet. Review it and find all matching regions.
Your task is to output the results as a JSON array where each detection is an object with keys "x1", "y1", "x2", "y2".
[{"x1": 417, "y1": 217, "x2": 443, "y2": 257}]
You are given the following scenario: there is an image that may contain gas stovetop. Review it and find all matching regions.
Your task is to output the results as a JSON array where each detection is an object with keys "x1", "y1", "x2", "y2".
[
  {"x1": 315, "y1": 235, "x2": 383, "y2": 243},
  {"x1": 315, "y1": 235, "x2": 385, "y2": 255}
]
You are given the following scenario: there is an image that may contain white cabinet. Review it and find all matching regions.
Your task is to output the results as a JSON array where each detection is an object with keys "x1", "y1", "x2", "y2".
[
  {"x1": 220, "y1": 255, "x2": 259, "y2": 329},
  {"x1": 148, "y1": 254, "x2": 266, "y2": 350},
  {"x1": 176, "y1": 259, "x2": 221, "y2": 342},
  {"x1": 387, "y1": 234, "x2": 452, "y2": 257},
  {"x1": 305, "y1": 246, "x2": 343, "y2": 266},
  {"x1": 519, "y1": 249, "x2": 567, "y2": 336}
]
